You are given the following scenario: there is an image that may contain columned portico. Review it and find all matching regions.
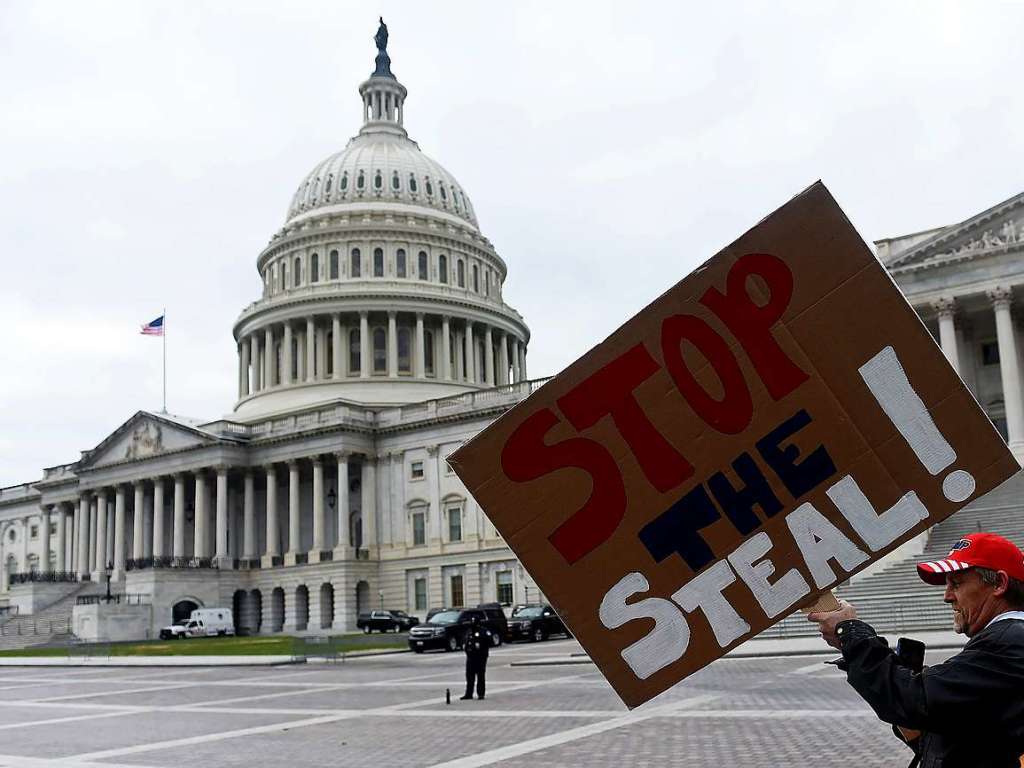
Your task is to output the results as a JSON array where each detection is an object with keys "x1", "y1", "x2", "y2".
[{"x1": 989, "y1": 287, "x2": 1024, "y2": 460}]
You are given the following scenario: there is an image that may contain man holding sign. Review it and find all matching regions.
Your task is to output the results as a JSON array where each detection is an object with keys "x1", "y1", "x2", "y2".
[{"x1": 449, "y1": 182, "x2": 1019, "y2": 710}]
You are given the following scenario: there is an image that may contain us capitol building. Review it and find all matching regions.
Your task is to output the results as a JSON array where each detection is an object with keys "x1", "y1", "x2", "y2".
[{"x1": 1, "y1": 22, "x2": 1022, "y2": 641}]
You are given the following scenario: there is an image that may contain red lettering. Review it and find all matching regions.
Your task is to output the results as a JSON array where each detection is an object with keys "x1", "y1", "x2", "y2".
[
  {"x1": 501, "y1": 408, "x2": 627, "y2": 564},
  {"x1": 556, "y1": 344, "x2": 693, "y2": 493},
  {"x1": 700, "y1": 253, "x2": 809, "y2": 400},
  {"x1": 660, "y1": 314, "x2": 752, "y2": 434}
]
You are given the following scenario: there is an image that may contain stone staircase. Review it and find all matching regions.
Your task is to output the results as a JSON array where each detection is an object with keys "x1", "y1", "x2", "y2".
[
  {"x1": 764, "y1": 470, "x2": 1024, "y2": 638},
  {"x1": 0, "y1": 583, "x2": 97, "y2": 651}
]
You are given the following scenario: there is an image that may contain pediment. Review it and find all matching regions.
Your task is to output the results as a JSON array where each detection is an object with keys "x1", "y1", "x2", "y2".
[
  {"x1": 888, "y1": 191, "x2": 1024, "y2": 271},
  {"x1": 79, "y1": 411, "x2": 219, "y2": 470}
]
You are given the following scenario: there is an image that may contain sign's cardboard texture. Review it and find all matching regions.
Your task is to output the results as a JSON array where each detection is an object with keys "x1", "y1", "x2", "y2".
[{"x1": 449, "y1": 182, "x2": 1019, "y2": 709}]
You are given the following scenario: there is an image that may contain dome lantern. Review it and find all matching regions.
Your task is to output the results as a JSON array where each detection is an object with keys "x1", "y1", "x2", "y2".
[{"x1": 357, "y1": 18, "x2": 408, "y2": 140}]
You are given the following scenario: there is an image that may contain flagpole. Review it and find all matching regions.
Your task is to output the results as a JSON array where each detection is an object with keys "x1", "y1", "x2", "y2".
[{"x1": 162, "y1": 307, "x2": 167, "y2": 414}]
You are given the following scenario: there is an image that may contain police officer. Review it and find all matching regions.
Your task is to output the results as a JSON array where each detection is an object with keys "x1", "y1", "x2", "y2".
[
  {"x1": 810, "y1": 532, "x2": 1024, "y2": 767},
  {"x1": 460, "y1": 614, "x2": 492, "y2": 700}
]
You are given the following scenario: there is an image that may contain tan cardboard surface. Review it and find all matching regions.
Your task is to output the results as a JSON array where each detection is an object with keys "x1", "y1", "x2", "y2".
[{"x1": 449, "y1": 182, "x2": 1019, "y2": 709}]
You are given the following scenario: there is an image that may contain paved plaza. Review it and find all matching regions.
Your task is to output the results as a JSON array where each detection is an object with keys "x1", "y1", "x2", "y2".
[{"x1": 0, "y1": 638, "x2": 960, "y2": 767}]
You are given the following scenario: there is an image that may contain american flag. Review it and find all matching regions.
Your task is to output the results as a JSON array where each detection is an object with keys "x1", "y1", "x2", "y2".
[{"x1": 140, "y1": 315, "x2": 165, "y2": 336}]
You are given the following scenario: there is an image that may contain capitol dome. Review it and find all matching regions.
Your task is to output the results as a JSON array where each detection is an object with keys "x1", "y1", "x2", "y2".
[{"x1": 230, "y1": 20, "x2": 530, "y2": 420}]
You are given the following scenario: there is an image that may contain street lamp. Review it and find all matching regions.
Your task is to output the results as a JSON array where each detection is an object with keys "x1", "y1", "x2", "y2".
[{"x1": 103, "y1": 561, "x2": 113, "y2": 603}]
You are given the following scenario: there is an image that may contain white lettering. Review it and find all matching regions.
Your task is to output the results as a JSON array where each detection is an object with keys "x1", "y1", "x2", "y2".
[
  {"x1": 786, "y1": 503, "x2": 869, "y2": 589},
  {"x1": 827, "y1": 474, "x2": 928, "y2": 551},
  {"x1": 728, "y1": 531, "x2": 810, "y2": 618},
  {"x1": 672, "y1": 559, "x2": 749, "y2": 648}
]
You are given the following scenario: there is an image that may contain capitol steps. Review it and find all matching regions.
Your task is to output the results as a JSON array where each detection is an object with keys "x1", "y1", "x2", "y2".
[
  {"x1": 764, "y1": 470, "x2": 1024, "y2": 639},
  {"x1": 0, "y1": 583, "x2": 95, "y2": 651}
]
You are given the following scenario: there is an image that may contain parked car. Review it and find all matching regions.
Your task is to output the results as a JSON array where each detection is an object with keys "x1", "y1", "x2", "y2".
[
  {"x1": 507, "y1": 604, "x2": 569, "y2": 642},
  {"x1": 476, "y1": 603, "x2": 508, "y2": 644},
  {"x1": 160, "y1": 608, "x2": 234, "y2": 639},
  {"x1": 357, "y1": 610, "x2": 420, "y2": 633},
  {"x1": 425, "y1": 606, "x2": 454, "y2": 622},
  {"x1": 408, "y1": 607, "x2": 505, "y2": 653}
]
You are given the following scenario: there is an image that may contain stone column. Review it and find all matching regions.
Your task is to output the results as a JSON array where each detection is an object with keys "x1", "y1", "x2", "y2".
[
  {"x1": 215, "y1": 466, "x2": 229, "y2": 565},
  {"x1": 251, "y1": 333, "x2": 262, "y2": 392},
  {"x1": 497, "y1": 331, "x2": 509, "y2": 386},
  {"x1": 40, "y1": 505, "x2": 52, "y2": 574},
  {"x1": 286, "y1": 460, "x2": 301, "y2": 564},
  {"x1": 306, "y1": 318, "x2": 316, "y2": 382},
  {"x1": 933, "y1": 297, "x2": 961, "y2": 375},
  {"x1": 194, "y1": 471, "x2": 208, "y2": 559},
  {"x1": 111, "y1": 486, "x2": 127, "y2": 576},
  {"x1": 335, "y1": 452, "x2": 351, "y2": 553},
  {"x1": 414, "y1": 313, "x2": 425, "y2": 377},
  {"x1": 173, "y1": 474, "x2": 186, "y2": 558},
  {"x1": 465, "y1": 322, "x2": 476, "y2": 383},
  {"x1": 94, "y1": 490, "x2": 108, "y2": 577},
  {"x1": 520, "y1": 343, "x2": 528, "y2": 380},
  {"x1": 239, "y1": 338, "x2": 250, "y2": 398},
  {"x1": 387, "y1": 311, "x2": 398, "y2": 376},
  {"x1": 361, "y1": 455, "x2": 377, "y2": 553},
  {"x1": 263, "y1": 464, "x2": 280, "y2": 567},
  {"x1": 283, "y1": 322, "x2": 293, "y2": 385},
  {"x1": 360, "y1": 311, "x2": 370, "y2": 378},
  {"x1": 484, "y1": 326, "x2": 495, "y2": 385},
  {"x1": 989, "y1": 287, "x2": 1024, "y2": 460},
  {"x1": 243, "y1": 470, "x2": 256, "y2": 561},
  {"x1": 264, "y1": 327, "x2": 274, "y2": 387},
  {"x1": 312, "y1": 457, "x2": 326, "y2": 559},
  {"x1": 132, "y1": 481, "x2": 145, "y2": 561},
  {"x1": 153, "y1": 478, "x2": 166, "y2": 559},
  {"x1": 511, "y1": 337, "x2": 521, "y2": 382},
  {"x1": 441, "y1": 316, "x2": 452, "y2": 381},
  {"x1": 88, "y1": 497, "x2": 97, "y2": 572},
  {"x1": 332, "y1": 314, "x2": 342, "y2": 380},
  {"x1": 55, "y1": 503, "x2": 67, "y2": 573}
]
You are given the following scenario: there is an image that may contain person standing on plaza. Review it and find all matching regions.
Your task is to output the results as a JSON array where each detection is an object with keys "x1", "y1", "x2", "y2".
[{"x1": 461, "y1": 614, "x2": 492, "y2": 700}]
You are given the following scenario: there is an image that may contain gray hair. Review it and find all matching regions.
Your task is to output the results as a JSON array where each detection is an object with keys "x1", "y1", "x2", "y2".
[{"x1": 975, "y1": 567, "x2": 1024, "y2": 609}]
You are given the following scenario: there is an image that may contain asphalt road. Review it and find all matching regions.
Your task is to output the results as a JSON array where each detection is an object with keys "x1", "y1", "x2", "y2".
[{"x1": 0, "y1": 638, "x2": 957, "y2": 767}]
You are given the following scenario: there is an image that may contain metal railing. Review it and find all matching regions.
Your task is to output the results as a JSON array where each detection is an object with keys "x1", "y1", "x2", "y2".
[
  {"x1": 760, "y1": 594, "x2": 954, "y2": 639},
  {"x1": 10, "y1": 571, "x2": 79, "y2": 585},
  {"x1": 76, "y1": 593, "x2": 149, "y2": 606},
  {"x1": 0, "y1": 605, "x2": 19, "y2": 617},
  {"x1": 125, "y1": 557, "x2": 216, "y2": 571}
]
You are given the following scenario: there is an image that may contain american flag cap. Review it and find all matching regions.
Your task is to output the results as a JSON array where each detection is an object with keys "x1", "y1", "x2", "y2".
[{"x1": 916, "y1": 532, "x2": 1024, "y2": 585}]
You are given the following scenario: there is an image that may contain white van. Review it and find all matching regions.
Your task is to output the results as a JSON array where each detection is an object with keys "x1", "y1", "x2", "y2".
[{"x1": 183, "y1": 608, "x2": 235, "y2": 638}]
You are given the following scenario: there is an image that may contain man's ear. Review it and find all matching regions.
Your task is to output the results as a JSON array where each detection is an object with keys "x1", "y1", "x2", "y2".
[{"x1": 992, "y1": 571, "x2": 1010, "y2": 598}]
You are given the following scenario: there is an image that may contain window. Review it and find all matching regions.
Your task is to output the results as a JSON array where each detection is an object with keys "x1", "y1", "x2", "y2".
[
  {"x1": 982, "y1": 342, "x2": 1000, "y2": 366},
  {"x1": 349, "y1": 328, "x2": 360, "y2": 374},
  {"x1": 374, "y1": 171, "x2": 383, "y2": 190},
  {"x1": 424, "y1": 331, "x2": 435, "y2": 376},
  {"x1": 414, "y1": 577, "x2": 427, "y2": 610},
  {"x1": 418, "y1": 251, "x2": 428, "y2": 280},
  {"x1": 30, "y1": 525, "x2": 38, "y2": 539},
  {"x1": 49, "y1": 522, "x2": 57, "y2": 536},
  {"x1": 341, "y1": 172, "x2": 349, "y2": 191},
  {"x1": 452, "y1": 189, "x2": 460, "y2": 211},
  {"x1": 373, "y1": 248, "x2": 384, "y2": 277},
  {"x1": 396, "y1": 249, "x2": 407, "y2": 278},
  {"x1": 27, "y1": 554, "x2": 39, "y2": 575},
  {"x1": 7, "y1": 529, "x2": 13, "y2": 543},
  {"x1": 373, "y1": 328, "x2": 386, "y2": 373},
  {"x1": 392, "y1": 171, "x2": 400, "y2": 191},
  {"x1": 279, "y1": 262, "x2": 286, "y2": 290},
  {"x1": 485, "y1": 271, "x2": 490, "y2": 297},
  {"x1": 350, "y1": 249, "x2": 361, "y2": 277},
  {"x1": 439, "y1": 183, "x2": 447, "y2": 202},
  {"x1": 412, "y1": 512, "x2": 426, "y2": 546},
  {"x1": 450, "y1": 574, "x2": 464, "y2": 608},
  {"x1": 472, "y1": 265, "x2": 479, "y2": 293},
  {"x1": 447, "y1": 506, "x2": 462, "y2": 543},
  {"x1": 398, "y1": 328, "x2": 411, "y2": 373},
  {"x1": 294, "y1": 257, "x2": 302, "y2": 287},
  {"x1": 425, "y1": 178, "x2": 433, "y2": 197},
  {"x1": 409, "y1": 174, "x2": 418, "y2": 193},
  {"x1": 325, "y1": 174, "x2": 333, "y2": 194},
  {"x1": 329, "y1": 250, "x2": 339, "y2": 280},
  {"x1": 457, "y1": 260, "x2": 465, "y2": 288},
  {"x1": 326, "y1": 331, "x2": 334, "y2": 376},
  {"x1": 438, "y1": 254, "x2": 448, "y2": 283},
  {"x1": 411, "y1": 461, "x2": 424, "y2": 479},
  {"x1": 357, "y1": 170, "x2": 365, "y2": 190},
  {"x1": 496, "y1": 570, "x2": 513, "y2": 606},
  {"x1": 311, "y1": 253, "x2": 319, "y2": 282}
]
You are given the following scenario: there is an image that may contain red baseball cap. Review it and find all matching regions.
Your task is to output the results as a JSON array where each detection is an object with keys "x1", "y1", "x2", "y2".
[{"x1": 917, "y1": 533, "x2": 1024, "y2": 585}]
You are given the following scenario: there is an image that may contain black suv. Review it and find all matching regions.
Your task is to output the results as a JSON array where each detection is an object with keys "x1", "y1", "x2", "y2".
[
  {"x1": 408, "y1": 607, "x2": 505, "y2": 653},
  {"x1": 508, "y1": 604, "x2": 569, "y2": 642},
  {"x1": 356, "y1": 610, "x2": 419, "y2": 633}
]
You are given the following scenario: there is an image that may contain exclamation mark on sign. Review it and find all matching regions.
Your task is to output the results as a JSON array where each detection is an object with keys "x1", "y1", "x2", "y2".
[{"x1": 858, "y1": 346, "x2": 976, "y2": 503}]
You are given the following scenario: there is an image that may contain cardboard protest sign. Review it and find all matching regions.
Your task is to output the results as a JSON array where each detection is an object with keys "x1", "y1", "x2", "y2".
[{"x1": 449, "y1": 182, "x2": 1018, "y2": 709}]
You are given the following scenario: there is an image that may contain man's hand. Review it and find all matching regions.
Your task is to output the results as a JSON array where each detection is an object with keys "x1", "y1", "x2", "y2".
[{"x1": 807, "y1": 599, "x2": 858, "y2": 649}]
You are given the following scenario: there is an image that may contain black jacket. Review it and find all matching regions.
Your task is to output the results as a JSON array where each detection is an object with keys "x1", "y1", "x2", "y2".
[
  {"x1": 837, "y1": 617, "x2": 1024, "y2": 768},
  {"x1": 464, "y1": 627, "x2": 492, "y2": 660}
]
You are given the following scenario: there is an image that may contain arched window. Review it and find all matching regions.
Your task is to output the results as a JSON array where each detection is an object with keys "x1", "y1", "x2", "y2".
[
  {"x1": 350, "y1": 249, "x2": 361, "y2": 278},
  {"x1": 357, "y1": 170, "x2": 365, "y2": 190},
  {"x1": 418, "y1": 251, "x2": 428, "y2": 280},
  {"x1": 439, "y1": 254, "x2": 448, "y2": 283},
  {"x1": 472, "y1": 265, "x2": 479, "y2": 293},
  {"x1": 409, "y1": 174, "x2": 418, "y2": 193},
  {"x1": 294, "y1": 257, "x2": 302, "y2": 287},
  {"x1": 396, "y1": 249, "x2": 407, "y2": 278},
  {"x1": 373, "y1": 328, "x2": 387, "y2": 373},
  {"x1": 340, "y1": 172, "x2": 349, "y2": 191},
  {"x1": 349, "y1": 328, "x2": 360, "y2": 374},
  {"x1": 325, "y1": 174, "x2": 333, "y2": 194},
  {"x1": 424, "y1": 330, "x2": 435, "y2": 376},
  {"x1": 452, "y1": 189, "x2": 460, "y2": 211},
  {"x1": 311, "y1": 253, "x2": 319, "y2": 282},
  {"x1": 439, "y1": 183, "x2": 447, "y2": 202},
  {"x1": 392, "y1": 172, "x2": 400, "y2": 191},
  {"x1": 329, "y1": 250, "x2": 339, "y2": 280},
  {"x1": 374, "y1": 171, "x2": 383, "y2": 190},
  {"x1": 398, "y1": 328, "x2": 411, "y2": 373},
  {"x1": 279, "y1": 262, "x2": 286, "y2": 290},
  {"x1": 373, "y1": 248, "x2": 384, "y2": 277},
  {"x1": 425, "y1": 178, "x2": 433, "y2": 197},
  {"x1": 312, "y1": 176, "x2": 321, "y2": 201},
  {"x1": 457, "y1": 259, "x2": 465, "y2": 288}
]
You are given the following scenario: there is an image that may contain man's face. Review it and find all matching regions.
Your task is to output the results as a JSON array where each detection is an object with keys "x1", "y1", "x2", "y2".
[{"x1": 943, "y1": 570, "x2": 1002, "y2": 636}]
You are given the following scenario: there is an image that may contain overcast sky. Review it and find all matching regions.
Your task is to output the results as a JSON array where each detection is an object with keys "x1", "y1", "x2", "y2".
[{"x1": 2, "y1": 0, "x2": 1022, "y2": 487}]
